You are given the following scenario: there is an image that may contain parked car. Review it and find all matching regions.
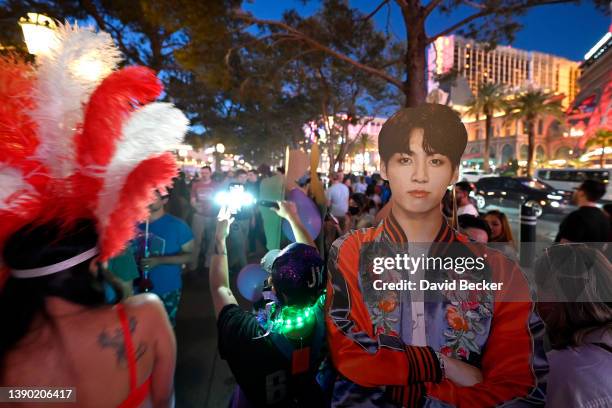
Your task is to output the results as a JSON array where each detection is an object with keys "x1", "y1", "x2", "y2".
[
  {"x1": 474, "y1": 177, "x2": 571, "y2": 217},
  {"x1": 460, "y1": 168, "x2": 495, "y2": 183},
  {"x1": 536, "y1": 168, "x2": 611, "y2": 203}
]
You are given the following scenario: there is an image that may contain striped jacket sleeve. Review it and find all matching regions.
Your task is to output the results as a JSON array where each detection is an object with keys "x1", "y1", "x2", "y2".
[{"x1": 325, "y1": 231, "x2": 441, "y2": 388}]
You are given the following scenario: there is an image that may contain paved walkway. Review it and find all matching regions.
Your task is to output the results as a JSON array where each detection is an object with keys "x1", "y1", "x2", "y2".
[{"x1": 174, "y1": 274, "x2": 235, "y2": 408}]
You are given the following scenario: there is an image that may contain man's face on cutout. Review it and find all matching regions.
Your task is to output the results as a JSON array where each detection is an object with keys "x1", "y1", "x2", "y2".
[{"x1": 381, "y1": 129, "x2": 457, "y2": 215}]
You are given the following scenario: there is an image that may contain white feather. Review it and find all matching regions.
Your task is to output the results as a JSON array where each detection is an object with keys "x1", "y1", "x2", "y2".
[
  {"x1": 0, "y1": 165, "x2": 37, "y2": 211},
  {"x1": 31, "y1": 23, "x2": 122, "y2": 178},
  {"x1": 94, "y1": 102, "x2": 189, "y2": 229}
]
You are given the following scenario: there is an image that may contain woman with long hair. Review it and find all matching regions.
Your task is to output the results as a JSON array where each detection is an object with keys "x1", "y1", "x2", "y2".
[
  {"x1": 484, "y1": 210, "x2": 517, "y2": 259},
  {"x1": 0, "y1": 22, "x2": 186, "y2": 407},
  {"x1": 535, "y1": 244, "x2": 612, "y2": 408},
  {"x1": 483, "y1": 210, "x2": 515, "y2": 244},
  {"x1": 1, "y1": 220, "x2": 176, "y2": 407}
]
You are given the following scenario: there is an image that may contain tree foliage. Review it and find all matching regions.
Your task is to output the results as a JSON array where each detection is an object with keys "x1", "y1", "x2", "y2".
[
  {"x1": 230, "y1": 0, "x2": 606, "y2": 107},
  {"x1": 2, "y1": 0, "x2": 607, "y2": 168},
  {"x1": 505, "y1": 89, "x2": 564, "y2": 177},
  {"x1": 465, "y1": 82, "x2": 507, "y2": 172},
  {"x1": 172, "y1": 0, "x2": 395, "y2": 170},
  {"x1": 585, "y1": 129, "x2": 612, "y2": 169}
]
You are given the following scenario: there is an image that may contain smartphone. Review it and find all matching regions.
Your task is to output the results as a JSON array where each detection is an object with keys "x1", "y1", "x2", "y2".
[
  {"x1": 214, "y1": 183, "x2": 255, "y2": 214},
  {"x1": 258, "y1": 200, "x2": 280, "y2": 210},
  {"x1": 326, "y1": 213, "x2": 339, "y2": 225}
]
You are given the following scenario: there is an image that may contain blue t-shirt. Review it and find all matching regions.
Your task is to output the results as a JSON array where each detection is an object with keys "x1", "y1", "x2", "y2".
[{"x1": 137, "y1": 214, "x2": 193, "y2": 295}]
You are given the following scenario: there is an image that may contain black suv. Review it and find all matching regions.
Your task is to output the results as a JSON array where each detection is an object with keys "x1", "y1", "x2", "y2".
[{"x1": 474, "y1": 177, "x2": 571, "y2": 216}]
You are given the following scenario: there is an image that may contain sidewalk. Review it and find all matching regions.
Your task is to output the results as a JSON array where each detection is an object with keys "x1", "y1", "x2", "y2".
[{"x1": 174, "y1": 274, "x2": 235, "y2": 408}]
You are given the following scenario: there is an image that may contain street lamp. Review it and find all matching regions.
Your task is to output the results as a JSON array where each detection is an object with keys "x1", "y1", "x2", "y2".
[
  {"x1": 18, "y1": 13, "x2": 58, "y2": 57},
  {"x1": 214, "y1": 143, "x2": 225, "y2": 171}
]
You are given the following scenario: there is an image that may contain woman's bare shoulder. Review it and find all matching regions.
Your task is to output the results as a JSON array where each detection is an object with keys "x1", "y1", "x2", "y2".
[{"x1": 121, "y1": 294, "x2": 167, "y2": 321}]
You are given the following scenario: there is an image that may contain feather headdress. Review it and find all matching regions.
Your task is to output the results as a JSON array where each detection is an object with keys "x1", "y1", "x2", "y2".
[{"x1": 0, "y1": 23, "x2": 188, "y2": 283}]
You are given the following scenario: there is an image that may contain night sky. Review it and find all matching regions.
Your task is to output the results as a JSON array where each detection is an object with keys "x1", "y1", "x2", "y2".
[{"x1": 244, "y1": 0, "x2": 611, "y2": 62}]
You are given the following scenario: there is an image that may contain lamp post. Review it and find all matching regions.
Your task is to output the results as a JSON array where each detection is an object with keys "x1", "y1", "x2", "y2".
[
  {"x1": 18, "y1": 13, "x2": 58, "y2": 57},
  {"x1": 215, "y1": 143, "x2": 225, "y2": 172}
]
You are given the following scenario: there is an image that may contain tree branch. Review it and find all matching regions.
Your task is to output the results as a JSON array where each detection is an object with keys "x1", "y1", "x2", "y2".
[
  {"x1": 277, "y1": 49, "x2": 322, "y2": 71},
  {"x1": 78, "y1": 0, "x2": 145, "y2": 65},
  {"x1": 462, "y1": 0, "x2": 486, "y2": 10},
  {"x1": 380, "y1": 57, "x2": 403, "y2": 69},
  {"x1": 427, "y1": 0, "x2": 575, "y2": 44},
  {"x1": 233, "y1": 14, "x2": 404, "y2": 90},
  {"x1": 424, "y1": 0, "x2": 445, "y2": 17},
  {"x1": 360, "y1": 0, "x2": 390, "y2": 22}
]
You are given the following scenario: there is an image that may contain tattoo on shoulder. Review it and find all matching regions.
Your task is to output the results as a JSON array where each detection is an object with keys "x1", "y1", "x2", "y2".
[{"x1": 98, "y1": 317, "x2": 148, "y2": 367}]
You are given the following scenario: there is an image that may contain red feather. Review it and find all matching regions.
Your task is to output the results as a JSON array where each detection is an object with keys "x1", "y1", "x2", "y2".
[
  {"x1": 98, "y1": 153, "x2": 177, "y2": 260},
  {"x1": 0, "y1": 58, "x2": 39, "y2": 163},
  {"x1": 77, "y1": 66, "x2": 162, "y2": 168},
  {"x1": 72, "y1": 66, "x2": 162, "y2": 212},
  {"x1": 0, "y1": 48, "x2": 183, "y2": 283}
]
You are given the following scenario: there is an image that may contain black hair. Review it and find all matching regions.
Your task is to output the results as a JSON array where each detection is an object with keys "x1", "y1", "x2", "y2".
[
  {"x1": 365, "y1": 184, "x2": 377, "y2": 196},
  {"x1": 378, "y1": 104, "x2": 467, "y2": 169},
  {"x1": 458, "y1": 215, "x2": 491, "y2": 240},
  {"x1": 201, "y1": 165, "x2": 212, "y2": 172},
  {"x1": 235, "y1": 169, "x2": 247, "y2": 177},
  {"x1": 455, "y1": 181, "x2": 473, "y2": 194},
  {"x1": 257, "y1": 164, "x2": 272, "y2": 178},
  {"x1": 579, "y1": 179, "x2": 606, "y2": 202},
  {"x1": 0, "y1": 219, "x2": 123, "y2": 363},
  {"x1": 350, "y1": 193, "x2": 369, "y2": 213}
]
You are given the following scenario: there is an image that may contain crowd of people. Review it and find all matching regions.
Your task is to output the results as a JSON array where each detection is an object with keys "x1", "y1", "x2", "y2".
[
  {"x1": 2, "y1": 103, "x2": 611, "y2": 408},
  {"x1": 3, "y1": 25, "x2": 610, "y2": 408}
]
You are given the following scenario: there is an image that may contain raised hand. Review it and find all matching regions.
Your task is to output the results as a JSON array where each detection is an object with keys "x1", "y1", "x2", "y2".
[
  {"x1": 215, "y1": 205, "x2": 235, "y2": 242},
  {"x1": 271, "y1": 200, "x2": 298, "y2": 221}
]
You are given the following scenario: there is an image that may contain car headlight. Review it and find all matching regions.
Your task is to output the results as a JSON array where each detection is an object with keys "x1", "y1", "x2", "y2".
[
  {"x1": 550, "y1": 201, "x2": 560, "y2": 208},
  {"x1": 540, "y1": 200, "x2": 547, "y2": 206},
  {"x1": 547, "y1": 194, "x2": 562, "y2": 200}
]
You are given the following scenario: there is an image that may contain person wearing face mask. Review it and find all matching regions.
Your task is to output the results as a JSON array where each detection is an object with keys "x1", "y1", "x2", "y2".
[{"x1": 343, "y1": 193, "x2": 375, "y2": 233}]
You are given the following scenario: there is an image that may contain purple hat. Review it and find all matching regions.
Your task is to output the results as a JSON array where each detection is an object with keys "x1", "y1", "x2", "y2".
[{"x1": 271, "y1": 243, "x2": 325, "y2": 306}]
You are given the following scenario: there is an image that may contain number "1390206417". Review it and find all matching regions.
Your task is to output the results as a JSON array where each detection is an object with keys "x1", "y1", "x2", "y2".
[{"x1": 0, "y1": 387, "x2": 76, "y2": 402}]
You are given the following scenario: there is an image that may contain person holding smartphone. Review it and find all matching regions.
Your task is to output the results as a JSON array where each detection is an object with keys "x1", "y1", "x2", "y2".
[
  {"x1": 210, "y1": 206, "x2": 329, "y2": 407},
  {"x1": 227, "y1": 171, "x2": 253, "y2": 273}
]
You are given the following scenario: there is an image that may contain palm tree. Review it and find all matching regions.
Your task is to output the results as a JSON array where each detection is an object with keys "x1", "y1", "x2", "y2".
[
  {"x1": 465, "y1": 83, "x2": 506, "y2": 172},
  {"x1": 348, "y1": 132, "x2": 376, "y2": 173},
  {"x1": 585, "y1": 129, "x2": 612, "y2": 168},
  {"x1": 504, "y1": 89, "x2": 563, "y2": 177}
]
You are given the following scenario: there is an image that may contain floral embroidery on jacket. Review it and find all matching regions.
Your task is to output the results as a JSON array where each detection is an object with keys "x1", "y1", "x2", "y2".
[
  {"x1": 441, "y1": 298, "x2": 492, "y2": 360},
  {"x1": 371, "y1": 292, "x2": 399, "y2": 337}
]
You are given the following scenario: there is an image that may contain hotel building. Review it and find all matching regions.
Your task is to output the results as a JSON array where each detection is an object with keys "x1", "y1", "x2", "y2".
[{"x1": 427, "y1": 35, "x2": 583, "y2": 167}]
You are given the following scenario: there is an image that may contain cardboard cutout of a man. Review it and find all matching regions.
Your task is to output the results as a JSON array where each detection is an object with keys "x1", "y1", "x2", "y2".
[{"x1": 325, "y1": 104, "x2": 547, "y2": 407}]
